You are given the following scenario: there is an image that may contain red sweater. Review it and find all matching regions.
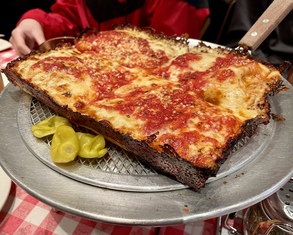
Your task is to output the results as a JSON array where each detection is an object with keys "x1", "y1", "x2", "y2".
[{"x1": 19, "y1": 0, "x2": 209, "y2": 39}]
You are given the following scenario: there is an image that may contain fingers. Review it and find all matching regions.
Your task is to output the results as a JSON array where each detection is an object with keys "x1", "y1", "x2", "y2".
[
  {"x1": 34, "y1": 32, "x2": 46, "y2": 47},
  {"x1": 9, "y1": 19, "x2": 46, "y2": 56},
  {"x1": 9, "y1": 30, "x2": 32, "y2": 56}
]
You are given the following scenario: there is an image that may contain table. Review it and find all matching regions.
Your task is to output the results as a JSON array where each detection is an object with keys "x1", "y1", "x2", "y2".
[
  {"x1": 0, "y1": 183, "x2": 220, "y2": 235},
  {"x1": 0, "y1": 47, "x2": 224, "y2": 235}
]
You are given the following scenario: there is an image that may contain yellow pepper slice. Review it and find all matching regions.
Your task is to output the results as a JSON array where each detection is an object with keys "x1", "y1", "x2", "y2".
[
  {"x1": 31, "y1": 115, "x2": 72, "y2": 138},
  {"x1": 51, "y1": 125, "x2": 80, "y2": 163},
  {"x1": 76, "y1": 132, "x2": 108, "y2": 158}
]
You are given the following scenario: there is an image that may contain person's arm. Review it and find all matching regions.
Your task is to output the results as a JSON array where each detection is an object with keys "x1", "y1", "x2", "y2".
[
  {"x1": 10, "y1": 0, "x2": 88, "y2": 56},
  {"x1": 18, "y1": 0, "x2": 85, "y2": 39},
  {"x1": 9, "y1": 19, "x2": 45, "y2": 56}
]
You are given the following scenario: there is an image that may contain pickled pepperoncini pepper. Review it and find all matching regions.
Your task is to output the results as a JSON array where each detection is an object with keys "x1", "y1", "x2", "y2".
[
  {"x1": 51, "y1": 125, "x2": 80, "y2": 163},
  {"x1": 31, "y1": 115, "x2": 108, "y2": 163},
  {"x1": 76, "y1": 132, "x2": 108, "y2": 158},
  {"x1": 31, "y1": 115, "x2": 72, "y2": 138}
]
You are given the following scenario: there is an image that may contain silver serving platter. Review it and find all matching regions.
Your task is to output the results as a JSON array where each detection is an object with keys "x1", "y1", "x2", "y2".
[
  {"x1": 0, "y1": 80, "x2": 293, "y2": 225},
  {"x1": 6, "y1": 39, "x2": 283, "y2": 193},
  {"x1": 17, "y1": 93, "x2": 269, "y2": 192}
]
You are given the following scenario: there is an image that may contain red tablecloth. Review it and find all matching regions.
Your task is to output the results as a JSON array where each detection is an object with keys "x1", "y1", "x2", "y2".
[
  {"x1": 0, "y1": 47, "x2": 222, "y2": 235},
  {"x1": 0, "y1": 183, "x2": 219, "y2": 235},
  {"x1": 0, "y1": 48, "x2": 17, "y2": 70}
]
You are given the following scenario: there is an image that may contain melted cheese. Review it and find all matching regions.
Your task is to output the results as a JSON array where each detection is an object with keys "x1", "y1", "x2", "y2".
[{"x1": 12, "y1": 26, "x2": 282, "y2": 169}]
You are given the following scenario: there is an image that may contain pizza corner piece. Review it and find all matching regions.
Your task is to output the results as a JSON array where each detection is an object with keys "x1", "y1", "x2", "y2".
[{"x1": 3, "y1": 24, "x2": 286, "y2": 192}]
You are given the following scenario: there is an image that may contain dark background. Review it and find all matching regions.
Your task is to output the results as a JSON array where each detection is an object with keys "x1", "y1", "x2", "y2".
[{"x1": 0, "y1": 0, "x2": 55, "y2": 40}]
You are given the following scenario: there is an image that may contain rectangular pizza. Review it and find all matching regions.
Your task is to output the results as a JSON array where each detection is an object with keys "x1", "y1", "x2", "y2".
[{"x1": 3, "y1": 24, "x2": 285, "y2": 191}]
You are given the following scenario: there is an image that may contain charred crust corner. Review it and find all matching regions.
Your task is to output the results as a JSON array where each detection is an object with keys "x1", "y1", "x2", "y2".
[
  {"x1": 271, "y1": 113, "x2": 286, "y2": 122},
  {"x1": 77, "y1": 27, "x2": 98, "y2": 39},
  {"x1": 146, "y1": 133, "x2": 157, "y2": 144}
]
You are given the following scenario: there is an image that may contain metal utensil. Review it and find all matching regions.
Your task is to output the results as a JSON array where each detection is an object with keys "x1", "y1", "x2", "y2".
[
  {"x1": 38, "y1": 36, "x2": 75, "y2": 52},
  {"x1": 238, "y1": 0, "x2": 293, "y2": 52}
]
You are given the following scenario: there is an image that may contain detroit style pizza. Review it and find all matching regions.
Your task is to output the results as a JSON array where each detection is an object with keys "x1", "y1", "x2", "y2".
[{"x1": 3, "y1": 25, "x2": 285, "y2": 191}]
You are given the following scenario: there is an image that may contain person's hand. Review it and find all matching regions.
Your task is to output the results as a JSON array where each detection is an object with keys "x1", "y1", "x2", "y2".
[{"x1": 10, "y1": 19, "x2": 46, "y2": 56}]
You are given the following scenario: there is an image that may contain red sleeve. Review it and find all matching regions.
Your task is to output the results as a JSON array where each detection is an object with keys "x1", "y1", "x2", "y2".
[
  {"x1": 18, "y1": 0, "x2": 88, "y2": 39},
  {"x1": 144, "y1": 0, "x2": 210, "y2": 39},
  {"x1": 18, "y1": 0, "x2": 210, "y2": 40}
]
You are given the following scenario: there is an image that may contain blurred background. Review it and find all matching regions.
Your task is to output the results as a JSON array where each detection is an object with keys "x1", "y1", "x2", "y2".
[{"x1": 0, "y1": 0, "x2": 55, "y2": 40}]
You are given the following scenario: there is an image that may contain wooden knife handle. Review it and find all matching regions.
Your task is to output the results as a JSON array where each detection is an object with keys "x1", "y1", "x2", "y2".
[{"x1": 238, "y1": 0, "x2": 293, "y2": 51}]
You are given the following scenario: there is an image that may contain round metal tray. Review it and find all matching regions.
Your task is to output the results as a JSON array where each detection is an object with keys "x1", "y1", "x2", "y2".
[
  {"x1": 0, "y1": 82, "x2": 292, "y2": 226},
  {"x1": 17, "y1": 93, "x2": 272, "y2": 192}
]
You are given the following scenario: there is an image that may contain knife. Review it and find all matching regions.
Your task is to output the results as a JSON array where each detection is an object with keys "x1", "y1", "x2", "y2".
[{"x1": 238, "y1": 0, "x2": 293, "y2": 52}]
